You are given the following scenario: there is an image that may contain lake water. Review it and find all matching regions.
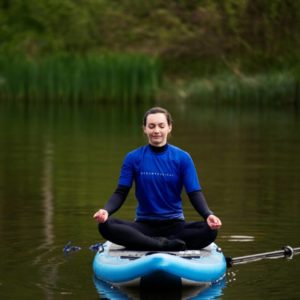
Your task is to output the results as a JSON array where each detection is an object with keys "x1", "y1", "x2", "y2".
[{"x1": 0, "y1": 102, "x2": 300, "y2": 299}]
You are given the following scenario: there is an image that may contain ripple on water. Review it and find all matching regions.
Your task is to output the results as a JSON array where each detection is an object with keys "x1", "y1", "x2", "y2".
[{"x1": 222, "y1": 235, "x2": 255, "y2": 242}]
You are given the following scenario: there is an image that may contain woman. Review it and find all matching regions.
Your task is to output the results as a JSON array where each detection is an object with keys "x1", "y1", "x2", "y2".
[{"x1": 93, "y1": 107, "x2": 222, "y2": 251}]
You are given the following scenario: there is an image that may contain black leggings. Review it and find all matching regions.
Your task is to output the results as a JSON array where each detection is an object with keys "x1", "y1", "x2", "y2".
[{"x1": 98, "y1": 218, "x2": 218, "y2": 250}]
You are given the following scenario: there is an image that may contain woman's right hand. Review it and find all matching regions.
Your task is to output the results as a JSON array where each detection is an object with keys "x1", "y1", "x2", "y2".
[{"x1": 93, "y1": 209, "x2": 109, "y2": 223}]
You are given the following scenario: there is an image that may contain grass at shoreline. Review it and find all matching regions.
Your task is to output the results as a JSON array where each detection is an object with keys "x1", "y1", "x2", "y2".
[
  {"x1": 161, "y1": 70, "x2": 299, "y2": 106},
  {"x1": 0, "y1": 53, "x2": 299, "y2": 106},
  {"x1": 0, "y1": 54, "x2": 161, "y2": 103}
]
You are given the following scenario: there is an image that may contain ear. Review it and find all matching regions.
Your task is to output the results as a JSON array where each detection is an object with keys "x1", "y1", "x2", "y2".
[{"x1": 168, "y1": 124, "x2": 172, "y2": 133}]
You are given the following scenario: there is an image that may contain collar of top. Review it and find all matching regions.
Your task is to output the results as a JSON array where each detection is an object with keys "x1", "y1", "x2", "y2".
[{"x1": 149, "y1": 143, "x2": 168, "y2": 153}]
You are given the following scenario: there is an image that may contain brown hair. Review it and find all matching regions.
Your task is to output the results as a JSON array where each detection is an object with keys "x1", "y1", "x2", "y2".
[{"x1": 143, "y1": 107, "x2": 173, "y2": 126}]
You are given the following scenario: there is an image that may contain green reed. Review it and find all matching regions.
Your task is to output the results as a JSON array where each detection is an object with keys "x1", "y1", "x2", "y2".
[
  {"x1": 0, "y1": 53, "x2": 161, "y2": 103},
  {"x1": 173, "y1": 71, "x2": 299, "y2": 106}
]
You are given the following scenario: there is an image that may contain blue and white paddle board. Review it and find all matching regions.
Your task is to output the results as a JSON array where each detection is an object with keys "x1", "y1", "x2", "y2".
[{"x1": 93, "y1": 241, "x2": 226, "y2": 287}]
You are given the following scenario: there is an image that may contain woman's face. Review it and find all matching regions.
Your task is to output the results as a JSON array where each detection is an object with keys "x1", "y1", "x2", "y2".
[{"x1": 143, "y1": 113, "x2": 172, "y2": 146}]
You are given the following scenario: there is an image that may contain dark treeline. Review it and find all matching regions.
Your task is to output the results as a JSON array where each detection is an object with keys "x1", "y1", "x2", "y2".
[
  {"x1": 1, "y1": 0, "x2": 300, "y2": 104},
  {"x1": 1, "y1": 0, "x2": 299, "y2": 73}
]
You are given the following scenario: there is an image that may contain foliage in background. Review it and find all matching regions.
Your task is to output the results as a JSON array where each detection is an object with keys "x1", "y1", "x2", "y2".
[
  {"x1": 1, "y1": 0, "x2": 299, "y2": 72},
  {"x1": 0, "y1": 53, "x2": 160, "y2": 102},
  {"x1": 163, "y1": 70, "x2": 299, "y2": 106},
  {"x1": 0, "y1": 0, "x2": 300, "y2": 104}
]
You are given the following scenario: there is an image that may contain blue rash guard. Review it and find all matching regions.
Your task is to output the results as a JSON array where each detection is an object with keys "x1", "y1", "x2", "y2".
[{"x1": 118, "y1": 144, "x2": 201, "y2": 221}]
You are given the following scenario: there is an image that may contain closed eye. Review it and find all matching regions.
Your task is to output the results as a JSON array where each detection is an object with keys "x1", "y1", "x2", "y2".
[{"x1": 148, "y1": 123, "x2": 166, "y2": 129}]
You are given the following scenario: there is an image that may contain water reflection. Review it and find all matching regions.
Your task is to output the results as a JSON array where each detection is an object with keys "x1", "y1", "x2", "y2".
[
  {"x1": 41, "y1": 141, "x2": 55, "y2": 248},
  {"x1": 221, "y1": 235, "x2": 255, "y2": 242},
  {"x1": 34, "y1": 141, "x2": 57, "y2": 300},
  {"x1": 0, "y1": 103, "x2": 300, "y2": 299},
  {"x1": 94, "y1": 277, "x2": 226, "y2": 300}
]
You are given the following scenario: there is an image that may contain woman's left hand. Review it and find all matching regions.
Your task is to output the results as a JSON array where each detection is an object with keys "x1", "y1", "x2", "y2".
[{"x1": 206, "y1": 215, "x2": 222, "y2": 230}]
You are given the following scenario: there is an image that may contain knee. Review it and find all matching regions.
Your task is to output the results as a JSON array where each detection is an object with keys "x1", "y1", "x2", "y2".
[
  {"x1": 200, "y1": 222, "x2": 218, "y2": 243},
  {"x1": 199, "y1": 226, "x2": 218, "y2": 249},
  {"x1": 210, "y1": 228, "x2": 218, "y2": 241},
  {"x1": 98, "y1": 219, "x2": 112, "y2": 238}
]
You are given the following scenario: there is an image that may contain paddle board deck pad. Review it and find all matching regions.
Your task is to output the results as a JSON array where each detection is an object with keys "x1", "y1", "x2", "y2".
[{"x1": 93, "y1": 241, "x2": 227, "y2": 287}]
